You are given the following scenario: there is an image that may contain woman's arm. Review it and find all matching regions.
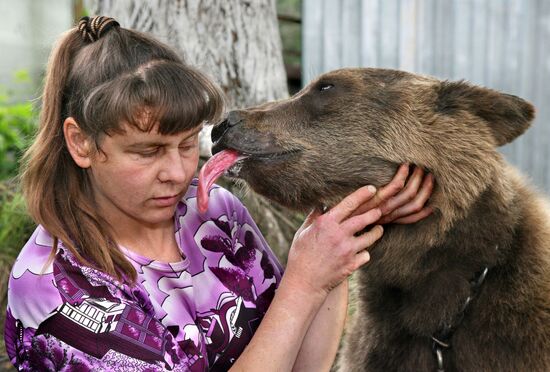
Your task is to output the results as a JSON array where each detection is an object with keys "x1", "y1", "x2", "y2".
[
  {"x1": 230, "y1": 185, "x2": 384, "y2": 372},
  {"x1": 291, "y1": 281, "x2": 349, "y2": 372},
  {"x1": 230, "y1": 272, "x2": 341, "y2": 372}
]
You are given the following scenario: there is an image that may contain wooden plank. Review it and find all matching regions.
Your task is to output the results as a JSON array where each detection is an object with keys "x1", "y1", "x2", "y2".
[
  {"x1": 498, "y1": 0, "x2": 522, "y2": 160},
  {"x1": 514, "y1": 0, "x2": 538, "y2": 173},
  {"x1": 542, "y1": 0, "x2": 550, "y2": 190},
  {"x1": 485, "y1": 0, "x2": 505, "y2": 88},
  {"x1": 360, "y1": 0, "x2": 380, "y2": 67},
  {"x1": 302, "y1": 0, "x2": 324, "y2": 83},
  {"x1": 531, "y1": 0, "x2": 550, "y2": 189},
  {"x1": 451, "y1": 0, "x2": 472, "y2": 79},
  {"x1": 414, "y1": 0, "x2": 435, "y2": 75},
  {"x1": 469, "y1": 0, "x2": 489, "y2": 85},
  {"x1": 341, "y1": 0, "x2": 362, "y2": 67},
  {"x1": 398, "y1": 0, "x2": 417, "y2": 72},
  {"x1": 378, "y1": 0, "x2": 400, "y2": 68},
  {"x1": 432, "y1": 0, "x2": 454, "y2": 78},
  {"x1": 323, "y1": 0, "x2": 343, "y2": 72}
]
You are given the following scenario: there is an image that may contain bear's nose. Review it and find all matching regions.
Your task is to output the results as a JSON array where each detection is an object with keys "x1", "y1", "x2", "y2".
[
  {"x1": 212, "y1": 111, "x2": 243, "y2": 143},
  {"x1": 211, "y1": 119, "x2": 227, "y2": 143}
]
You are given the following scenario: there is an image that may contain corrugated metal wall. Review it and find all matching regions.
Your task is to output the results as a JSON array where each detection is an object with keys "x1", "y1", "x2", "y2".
[{"x1": 303, "y1": 0, "x2": 550, "y2": 194}]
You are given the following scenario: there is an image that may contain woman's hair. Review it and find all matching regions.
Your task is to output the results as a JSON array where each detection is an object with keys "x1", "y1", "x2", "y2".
[{"x1": 21, "y1": 16, "x2": 224, "y2": 282}]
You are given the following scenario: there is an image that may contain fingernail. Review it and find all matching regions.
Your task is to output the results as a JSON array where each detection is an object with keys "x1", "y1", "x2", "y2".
[{"x1": 367, "y1": 185, "x2": 376, "y2": 194}]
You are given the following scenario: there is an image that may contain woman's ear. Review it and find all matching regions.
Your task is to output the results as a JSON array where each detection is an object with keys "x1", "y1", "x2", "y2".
[{"x1": 63, "y1": 117, "x2": 93, "y2": 168}]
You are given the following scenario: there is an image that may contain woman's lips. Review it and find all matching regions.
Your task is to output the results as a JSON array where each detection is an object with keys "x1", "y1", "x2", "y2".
[{"x1": 151, "y1": 195, "x2": 180, "y2": 207}]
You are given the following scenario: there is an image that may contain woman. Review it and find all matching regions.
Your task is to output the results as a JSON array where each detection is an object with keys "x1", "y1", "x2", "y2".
[{"x1": 4, "y1": 16, "x2": 433, "y2": 371}]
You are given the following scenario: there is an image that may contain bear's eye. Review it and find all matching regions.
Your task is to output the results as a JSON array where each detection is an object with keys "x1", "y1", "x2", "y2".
[{"x1": 319, "y1": 83, "x2": 334, "y2": 92}]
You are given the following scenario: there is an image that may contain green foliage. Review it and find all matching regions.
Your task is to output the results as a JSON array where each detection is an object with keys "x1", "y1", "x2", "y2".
[
  {"x1": 13, "y1": 69, "x2": 31, "y2": 84},
  {"x1": 0, "y1": 181, "x2": 34, "y2": 262},
  {"x1": 0, "y1": 71, "x2": 37, "y2": 181},
  {"x1": 0, "y1": 70, "x2": 37, "y2": 260}
]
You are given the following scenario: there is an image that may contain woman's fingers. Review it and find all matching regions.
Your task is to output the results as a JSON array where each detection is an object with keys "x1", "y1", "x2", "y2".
[
  {"x1": 343, "y1": 208, "x2": 382, "y2": 234},
  {"x1": 353, "y1": 249, "x2": 372, "y2": 270},
  {"x1": 293, "y1": 208, "x2": 322, "y2": 241},
  {"x1": 379, "y1": 166, "x2": 425, "y2": 216},
  {"x1": 350, "y1": 164, "x2": 410, "y2": 216},
  {"x1": 391, "y1": 207, "x2": 434, "y2": 224},
  {"x1": 378, "y1": 173, "x2": 434, "y2": 224},
  {"x1": 326, "y1": 185, "x2": 377, "y2": 222},
  {"x1": 353, "y1": 225, "x2": 384, "y2": 253}
]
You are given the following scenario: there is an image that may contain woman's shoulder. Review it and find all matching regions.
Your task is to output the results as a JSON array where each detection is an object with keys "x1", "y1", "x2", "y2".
[
  {"x1": 10, "y1": 225, "x2": 57, "y2": 282},
  {"x1": 8, "y1": 226, "x2": 62, "y2": 328},
  {"x1": 12, "y1": 224, "x2": 55, "y2": 264},
  {"x1": 7, "y1": 226, "x2": 127, "y2": 329}
]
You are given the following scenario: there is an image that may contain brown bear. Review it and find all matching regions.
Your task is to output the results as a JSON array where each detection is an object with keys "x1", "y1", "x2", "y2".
[{"x1": 201, "y1": 68, "x2": 550, "y2": 371}]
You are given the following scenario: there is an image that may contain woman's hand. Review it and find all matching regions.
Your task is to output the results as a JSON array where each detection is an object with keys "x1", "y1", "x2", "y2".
[
  {"x1": 284, "y1": 163, "x2": 434, "y2": 297},
  {"x1": 350, "y1": 164, "x2": 435, "y2": 225},
  {"x1": 285, "y1": 185, "x2": 384, "y2": 297}
]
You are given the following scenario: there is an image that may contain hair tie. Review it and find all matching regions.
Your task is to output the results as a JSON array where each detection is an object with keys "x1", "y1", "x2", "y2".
[{"x1": 78, "y1": 16, "x2": 120, "y2": 43}]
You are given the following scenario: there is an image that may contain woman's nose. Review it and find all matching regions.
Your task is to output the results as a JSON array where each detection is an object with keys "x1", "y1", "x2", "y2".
[{"x1": 158, "y1": 149, "x2": 187, "y2": 183}]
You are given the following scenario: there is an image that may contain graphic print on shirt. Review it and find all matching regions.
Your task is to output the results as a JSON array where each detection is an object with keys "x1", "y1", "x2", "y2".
[
  {"x1": 44, "y1": 254, "x2": 181, "y2": 368},
  {"x1": 188, "y1": 210, "x2": 279, "y2": 369}
]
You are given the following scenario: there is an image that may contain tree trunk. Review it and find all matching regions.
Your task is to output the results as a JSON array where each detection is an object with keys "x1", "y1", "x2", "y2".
[{"x1": 84, "y1": 0, "x2": 301, "y2": 262}]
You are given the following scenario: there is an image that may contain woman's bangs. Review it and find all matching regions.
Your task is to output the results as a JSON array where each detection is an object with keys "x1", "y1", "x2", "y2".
[
  {"x1": 84, "y1": 61, "x2": 224, "y2": 136},
  {"x1": 129, "y1": 62, "x2": 225, "y2": 135}
]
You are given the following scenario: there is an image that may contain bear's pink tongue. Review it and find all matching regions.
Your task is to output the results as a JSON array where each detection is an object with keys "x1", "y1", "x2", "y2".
[{"x1": 198, "y1": 149, "x2": 245, "y2": 213}]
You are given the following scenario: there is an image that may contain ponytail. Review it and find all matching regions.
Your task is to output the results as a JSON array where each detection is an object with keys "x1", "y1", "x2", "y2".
[{"x1": 21, "y1": 25, "x2": 133, "y2": 281}]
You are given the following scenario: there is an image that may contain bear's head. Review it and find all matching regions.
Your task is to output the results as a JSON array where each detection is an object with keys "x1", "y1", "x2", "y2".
[{"x1": 210, "y1": 68, "x2": 534, "y2": 229}]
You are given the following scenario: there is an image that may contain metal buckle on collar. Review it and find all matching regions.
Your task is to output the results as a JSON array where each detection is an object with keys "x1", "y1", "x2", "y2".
[
  {"x1": 434, "y1": 346, "x2": 445, "y2": 372},
  {"x1": 429, "y1": 248, "x2": 495, "y2": 372},
  {"x1": 432, "y1": 333, "x2": 451, "y2": 372},
  {"x1": 432, "y1": 335, "x2": 451, "y2": 349}
]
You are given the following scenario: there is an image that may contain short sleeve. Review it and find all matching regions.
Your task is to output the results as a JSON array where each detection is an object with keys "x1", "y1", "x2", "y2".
[{"x1": 7, "y1": 227, "x2": 63, "y2": 330}]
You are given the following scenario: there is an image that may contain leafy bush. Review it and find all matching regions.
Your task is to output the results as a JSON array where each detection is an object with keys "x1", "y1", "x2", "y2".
[
  {"x1": 0, "y1": 180, "x2": 34, "y2": 262},
  {"x1": 0, "y1": 70, "x2": 38, "y2": 181},
  {"x1": 0, "y1": 69, "x2": 37, "y2": 295},
  {"x1": 0, "y1": 69, "x2": 37, "y2": 262},
  {"x1": 0, "y1": 71, "x2": 38, "y2": 367}
]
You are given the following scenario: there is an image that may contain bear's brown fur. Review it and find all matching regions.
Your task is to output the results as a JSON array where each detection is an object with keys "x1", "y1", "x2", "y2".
[{"x1": 211, "y1": 68, "x2": 550, "y2": 371}]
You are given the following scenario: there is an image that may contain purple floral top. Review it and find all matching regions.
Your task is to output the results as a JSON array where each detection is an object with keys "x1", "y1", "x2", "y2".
[{"x1": 4, "y1": 180, "x2": 283, "y2": 371}]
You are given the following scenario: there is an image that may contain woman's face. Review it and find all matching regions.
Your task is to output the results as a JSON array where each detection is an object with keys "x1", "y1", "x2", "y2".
[{"x1": 88, "y1": 122, "x2": 201, "y2": 228}]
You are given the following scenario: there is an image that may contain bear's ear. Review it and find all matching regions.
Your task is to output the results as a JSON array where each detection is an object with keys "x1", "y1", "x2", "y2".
[{"x1": 435, "y1": 81, "x2": 535, "y2": 146}]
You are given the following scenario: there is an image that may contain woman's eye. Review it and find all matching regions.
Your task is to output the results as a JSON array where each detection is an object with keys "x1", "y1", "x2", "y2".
[
  {"x1": 180, "y1": 140, "x2": 198, "y2": 153},
  {"x1": 319, "y1": 84, "x2": 334, "y2": 91},
  {"x1": 139, "y1": 148, "x2": 160, "y2": 157}
]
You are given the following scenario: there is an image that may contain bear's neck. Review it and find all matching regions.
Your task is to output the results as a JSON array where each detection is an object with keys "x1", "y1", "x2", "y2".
[{"x1": 358, "y1": 169, "x2": 522, "y2": 332}]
